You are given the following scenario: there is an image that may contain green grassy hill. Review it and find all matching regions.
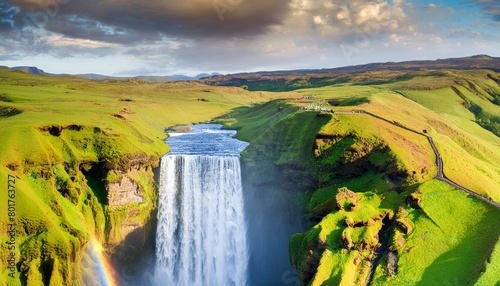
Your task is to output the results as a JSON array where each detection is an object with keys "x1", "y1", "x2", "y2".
[
  {"x1": 0, "y1": 70, "x2": 290, "y2": 285},
  {"x1": 203, "y1": 55, "x2": 500, "y2": 92},
  {"x1": 223, "y1": 70, "x2": 500, "y2": 285},
  {"x1": 0, "y1": 66, "x2": 499, "y2": 285}
]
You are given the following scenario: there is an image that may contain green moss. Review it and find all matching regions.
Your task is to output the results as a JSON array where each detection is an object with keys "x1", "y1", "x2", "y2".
[
  {"x1": 0, "y1": 69, "x2": 285, "y2": 284},
  {"x1": 475, "y1": 234, "x2": 500, "y2": 285},
  {"x1": 373, "y1": 180, "x2": 500, "y2": 285},
  {"x1": 335, "y1": 188, "x2": 361, "y2": 212},
  {"x1": 291, "y1": 189, "x2": 393, "y2": 284},
  {"x1": 0, "y1": 105, "x2": 22, "y2": 117},
  {"x1": 289, "y1": 233, "x2": 307, "y2": 270},
  {"x1": 105, "y1": 170, "x2": 122, "y2": 184},
  {"x1": 2, "y1": 67, "x2": 500, "y2": 286},
  {"x1": 226, "y1": 100, "x2": 331, "y2": 189}
]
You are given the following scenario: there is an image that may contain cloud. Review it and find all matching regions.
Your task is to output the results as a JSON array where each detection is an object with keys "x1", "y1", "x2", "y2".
[
  {"x1": 472, "y1": 0, "x2": 500, "y2": 22},
  {"x1": 42, "y1": 34, "x2": 120, "y2": 48},
  {"x1": 0, "y1": 2, "x2": 18, "y2": 30},
  {"x1": 1, "y1": 0, "x2": 413, "y2": 65},
  {"x1": 5, "y1": 0, "x2": 414, "y2": 45},
  {"x1": 7, "y1": 0, "x2": 293, "y2": 42},
  {"x1": 281, "y1": 0, "x2": 411, "y2": 40},
  {"x1": 0, "y1": 0, "x2": 295, "y2": 65},
  {"x1": 1, "y1": 0, "x2": 497, "y2": 76}
]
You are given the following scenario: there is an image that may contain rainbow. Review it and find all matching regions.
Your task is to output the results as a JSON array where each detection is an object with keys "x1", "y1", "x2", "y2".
[{"x1": 89, "y1": 239, "x2": 119, "y2": 286}]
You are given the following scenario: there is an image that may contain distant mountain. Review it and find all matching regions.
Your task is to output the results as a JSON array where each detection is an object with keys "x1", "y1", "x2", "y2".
[
  {"x1": 76, "y1": 73, "x2": 111, "y2": 80},
  {"x1": 74, "y1": 72, "x2": 221, "y2": 81},
  {"x1": 196, "y1": 72, "x2": 221, "y2": 79},
  {"x1": 169, "y1": 74, "x2": 195, "y2": 81},
  {"x1": 10, "y1": 67, "x2": 112, "y2": 79},
  {"x1": 11, "y1": 66, "x2": 47, "y2": 75},
  {"x1": 5, "y1": 66, "x2": 220, "y2": 82},
  {"x1": 8, "y1": 55, "x2": 498, "y2": 87},
  {"x1": 169, "y1": 73, "x2": 221, "y2": 81},
  {"x1": 211, "y1": 55, "x2": 500, "y2": 78},
  {"x1": 135, "y1": 73, "x2": 220, "y2": 81},
  {"x1": 202, "y1": 55, "x2": 500, "y2": 91}
]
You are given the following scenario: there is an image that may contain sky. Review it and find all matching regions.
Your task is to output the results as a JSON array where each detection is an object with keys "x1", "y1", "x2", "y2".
[{"x1": 0, "y1": 0, "x2": 499, "y2": 76}]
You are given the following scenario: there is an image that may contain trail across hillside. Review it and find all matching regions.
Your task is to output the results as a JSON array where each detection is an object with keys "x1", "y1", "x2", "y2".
[{"x1": 334, "y1": 110, "x2": 500, "y2": 209}]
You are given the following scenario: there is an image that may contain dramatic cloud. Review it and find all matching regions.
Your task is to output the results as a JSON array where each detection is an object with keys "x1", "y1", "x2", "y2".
[
  {"x1": 0, "y1": 2, "x2": 18, "y2": 30},
  {"x1": 280, "y1": 0, "x2": 413, "y2": 41},
  {"x1": 0, "y1": 0, "x2": 499, "y2": 75},
  {"x1": 8, "y1": 0, "x2": 292, "y2": 41}
]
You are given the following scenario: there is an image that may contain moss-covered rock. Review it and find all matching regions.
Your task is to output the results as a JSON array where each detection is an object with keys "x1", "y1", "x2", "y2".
[
  {"x1": 406, "y1": 189, "x2": 422, "y2": 209},
  {"x1": 336, "y1": 188, "x2": 361, "y2": 212},
  {"x1": 0, "y1": 136, "x2": 159, "y2": 285}
]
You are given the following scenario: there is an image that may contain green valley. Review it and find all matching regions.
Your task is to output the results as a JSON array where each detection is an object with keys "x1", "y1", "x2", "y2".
[
  {"x1": 0, "y1": 69, "x2": 290, "y2": 285},
  {"x1": 221, "y1": 68, "x2": 500, "y2": 285},
  {"x1": 1, "y1": 59, "x2": 499, "y2": 285}
]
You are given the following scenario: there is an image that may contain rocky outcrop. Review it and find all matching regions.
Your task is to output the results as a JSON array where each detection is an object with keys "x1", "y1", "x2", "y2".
[
  {"x1": 107, "y1": 174, "x2": 144, "y2": 208},
  {"x1": 336, "y1": 187, "x2": 361, "y2": 211},
  {"x1": 80, "y1": 155, "x2": 159, "y2": 283},
  {"x1": 406, "y1": 190, "x2": 422, "y2": 209},
  {"x1": 395, "y1": 207, "x2": 414, "y2": 235},
  {"x1": 99, "y1": 160, "x2": 159, "y2": 284},
  {"x1": 340, "y1": 230, "x2": 354, "y2": 250}
]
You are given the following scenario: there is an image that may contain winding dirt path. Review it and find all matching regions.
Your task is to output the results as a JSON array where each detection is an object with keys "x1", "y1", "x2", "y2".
[{"x1": 334, "y1": 110, "x2": 500, "y2": 209}]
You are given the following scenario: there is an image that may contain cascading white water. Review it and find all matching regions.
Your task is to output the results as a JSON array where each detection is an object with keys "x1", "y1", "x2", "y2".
[{"x1": 155, "y1": 125, "x2": 249, "y2": 286}]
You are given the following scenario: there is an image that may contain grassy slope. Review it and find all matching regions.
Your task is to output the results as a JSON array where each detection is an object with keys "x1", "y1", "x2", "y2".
[
  {"x1": 227, "y1": 76, "x2": 499, "y2": 285},
  {"x1": 1, "y1": 68, "x2": 499, "y2": 285},
  {"x1": 0, "y1": 71, "x2": 291, "y2": 169},
  {"x1": 476, "y1": 232, "x2": 500, "y2": 286},
  {"x1": 0, "y1": 71, "x2": 294, "y2": 173},
  {"x1": 221, "y1": 99, "x2": 331, "y2": 188},
  {"x1": 372, "y1": 180, "x2": 500, "y2": 286},
  {"x1": 294, "y1": 81, "x2": 500, "y2": 202},
  {"x1": 0, "y1": 70, "x2": 289, "y2": 285},
  {"x1": 387, "y1": 70, "x2": 500, "y2": 202}
]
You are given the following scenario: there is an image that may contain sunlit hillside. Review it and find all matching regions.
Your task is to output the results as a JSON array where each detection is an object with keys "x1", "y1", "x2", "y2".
[{"x1": 0, "y1": 66, "x2": 499, "y2": 285}]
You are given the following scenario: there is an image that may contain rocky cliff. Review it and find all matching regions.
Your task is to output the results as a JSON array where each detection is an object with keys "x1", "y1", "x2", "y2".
[
  {"x1": 227, "y1": 93, "x2": 500, "y2": 285},
  {"x1": 0, "y1": 123, "x2": 163, "y2": 285}
]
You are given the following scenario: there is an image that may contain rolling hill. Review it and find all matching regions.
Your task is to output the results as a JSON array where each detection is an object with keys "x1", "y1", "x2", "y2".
[{"x1": 0, "y1": 58, "x2": 499, "y2": 285}]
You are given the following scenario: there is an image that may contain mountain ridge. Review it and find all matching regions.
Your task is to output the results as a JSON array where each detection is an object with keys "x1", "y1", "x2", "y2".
[
  {"x1": 200, "y1": 55, "x2": 500, "y2": 91},
  {"x1": 6, "y1": 55, "x2": 499, "y2": 83},
  {"x1": 5, "y1": 66, "x2": 221, "y2": 81},
  {"x1": 205, "y1": 54, "x2": 500, "y2": 78}
]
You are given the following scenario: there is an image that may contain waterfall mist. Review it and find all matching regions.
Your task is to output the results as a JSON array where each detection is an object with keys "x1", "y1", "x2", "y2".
[{"x1": 243, "y1": 184, "x2": 303, "y2": 286}]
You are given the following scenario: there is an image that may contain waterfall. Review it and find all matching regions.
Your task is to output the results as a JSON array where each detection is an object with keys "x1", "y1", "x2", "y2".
[{"x1": 155, "y1": 155, "x2": 248, "y2": 286}]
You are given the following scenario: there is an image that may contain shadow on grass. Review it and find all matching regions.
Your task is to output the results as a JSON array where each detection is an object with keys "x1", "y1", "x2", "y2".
[
  {"x1": 0, "y1": 106, "x2": 22, "y2": 117},
  {"x1": 417, "y1": 211, "x2": 500, "y2": 285},
  {"x1": 108, "y1": 210, "x2": 158, "y2": 286}
]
